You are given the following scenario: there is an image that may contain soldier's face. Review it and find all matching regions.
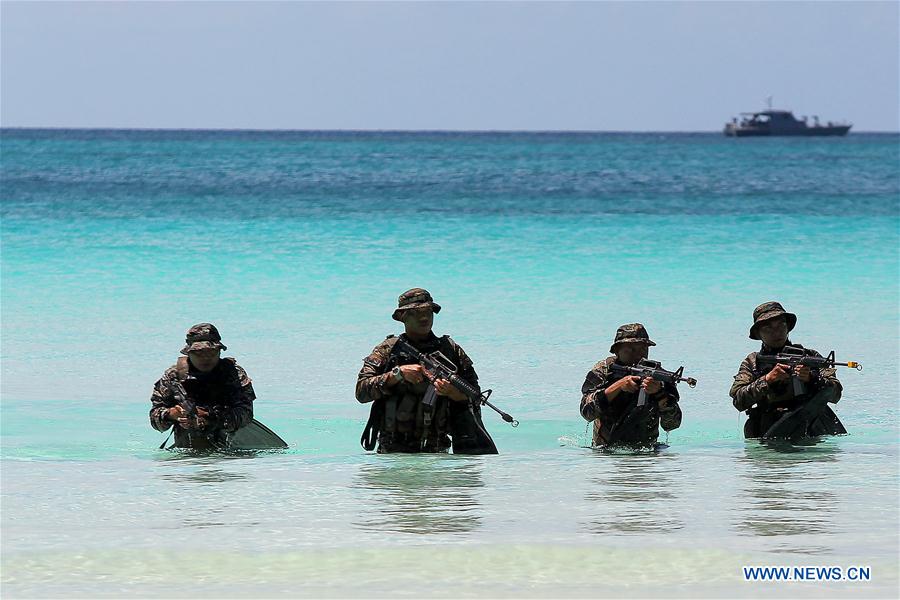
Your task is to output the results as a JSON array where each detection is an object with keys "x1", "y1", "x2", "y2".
[
  {"x1": 758, "y1": 317, "x2": 789, "y2": 348},
  {"x1": 188, "y1": 348, "x2": 221, "y2": 372},
  {"x1": 615, "y1": 342, "x2": 649, "y2": 366},
  {"x1": 402, "y1": 307, "x2": 434, "y2": 336}
]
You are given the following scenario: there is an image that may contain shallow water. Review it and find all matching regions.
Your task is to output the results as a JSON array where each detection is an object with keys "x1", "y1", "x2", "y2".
[{"x1": 2, "y1": 130, "x2": 898, "y2": 597}]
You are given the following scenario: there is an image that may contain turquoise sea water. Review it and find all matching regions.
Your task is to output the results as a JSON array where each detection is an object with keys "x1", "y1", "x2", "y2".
[{"x1": 1, "y1": 130, "x2": 898, "y2": 598}]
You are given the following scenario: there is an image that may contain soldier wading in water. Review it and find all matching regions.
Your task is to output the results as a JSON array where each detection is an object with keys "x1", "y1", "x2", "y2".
[
  {"x1": 150, "y1": 323, "x2": 255, "y2": 449},
  {"x1": 580, "y1": 323, "x2": 684, "y2": 448},
  {"x1": 356, "y1": 288, "x2": 498, "y2": 454},
  {"x1": 730, "y1": 301, "x2": 846, "y2": 440}
]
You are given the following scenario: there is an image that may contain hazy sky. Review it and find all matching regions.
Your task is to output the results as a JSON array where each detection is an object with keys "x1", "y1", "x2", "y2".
[{"x1": 2, "y1": 1, "x2": 898, "y2": 131}]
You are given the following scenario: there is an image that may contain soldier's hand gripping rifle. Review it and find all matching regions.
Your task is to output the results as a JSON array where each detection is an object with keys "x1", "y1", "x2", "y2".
[
  {"x1": 609, "y1": 359, "x2": 698, "y2": 407},
  {"x1": 394, "y1": 337, "x2": 518, "y2": 427},
  {"x1": 158, "y1": 379, "x2": 200, "y2": 449},
  {"x1": 756, "y1": 346, "x2": 862, "y2": 396},
  {"x1": 172, "y1": 379, "x2": 200, "y2": 427}
]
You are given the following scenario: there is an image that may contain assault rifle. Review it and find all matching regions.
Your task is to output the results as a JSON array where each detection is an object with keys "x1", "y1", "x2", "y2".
[
  {"x1": 609, "y1": 359, "x2": 697, "y2": 407},
  {"x1": 394, "y1": 337, "x2": 518, "y2": 427},
  {"x1": 756, "y1": 346, "x2": 862, "y2": 396}
]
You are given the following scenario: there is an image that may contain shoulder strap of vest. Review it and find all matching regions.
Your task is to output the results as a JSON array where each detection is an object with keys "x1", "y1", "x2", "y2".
[
  {"x1": 438, "y1": 335, "x2": 456, "y2": 355},
  {"x1": 382, "y1": 335, "x2": 402, "y2": 362},
  {"x1": 175, "y1": 357, "x2": 189, "y2": 381}
]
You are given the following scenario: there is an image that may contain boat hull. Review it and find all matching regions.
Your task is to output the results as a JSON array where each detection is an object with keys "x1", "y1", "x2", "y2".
[{"x1": 724, "y1": 125, "x2": 851, "y2": 137}]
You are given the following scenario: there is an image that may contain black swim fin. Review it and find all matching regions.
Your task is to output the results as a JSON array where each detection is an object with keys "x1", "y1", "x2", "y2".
[
  {"x1": 227, "y1": 419, "x2": 289, "y2": 450},
  {"x1": 763, "y1": 387, "x2": 844, "y2": 441},
  {"x1": 450, "y1": 405, "x2": 498, "y2": 455},
  {"x1": 807, "y1": 406, "x2": 847, "y2": 436}
]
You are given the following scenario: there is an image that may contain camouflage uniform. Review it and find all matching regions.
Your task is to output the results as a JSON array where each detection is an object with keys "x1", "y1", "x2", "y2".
[
  {"x1": 730, "y1": 302, "x2": 842, "y2": 438},
  {"x1": 356, "y1": 289, "x2": 484, "y2": 453},
  {"x1": 580, "y1": 323, "x2": 682, "y2": 446},
  {"x1": 149, "y1": 323, "x2": 255, "y2": 449}
]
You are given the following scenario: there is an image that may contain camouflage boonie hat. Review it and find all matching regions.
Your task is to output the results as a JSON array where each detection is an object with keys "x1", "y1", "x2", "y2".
[
  {"x1": 392, "y1": 288, "x2": 442, "y2": 321},
  {"x1": 609, "y1": 323, "x2": 656, "y2": 353},
  {"x1": 749, "y1": 301, "x2": 796, "y2": 340},
  {"x1": 180, "y1": 323, "x2": 227, "y2": 355}
]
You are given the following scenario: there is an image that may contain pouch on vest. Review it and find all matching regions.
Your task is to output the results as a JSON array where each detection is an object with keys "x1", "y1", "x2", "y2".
[{"x1": 395, "y1": 393, "x2": 418, "y2": 433}]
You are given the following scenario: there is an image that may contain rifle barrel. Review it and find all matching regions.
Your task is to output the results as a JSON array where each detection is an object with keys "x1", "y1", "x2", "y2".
[{"x1": 759, "y1": 353, "x2": 862, "y2": 371}]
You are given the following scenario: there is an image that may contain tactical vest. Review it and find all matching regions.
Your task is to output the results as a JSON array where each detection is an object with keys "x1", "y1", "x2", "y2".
[
  {"x1": 170, "y1": 356, "x2": 239, "y2": 449},
  {"x1": 596, "y1": 360, "x2": 663, "y2": 447},
  {"x1": 741, "y1": 344, "x2": 843, "y2": 438},
  {"x1": 174, "y1": 356, "x2": 239, "y2": 408},
  {"x1": 599, "y1": 398, "x2": 661, "y2": 447},
  {"x1": 743, "y1": 348, "x2": 804, "y2": 438},
  {"x1": 364, "y1": 335, "x2": 464, "y2": 452}
]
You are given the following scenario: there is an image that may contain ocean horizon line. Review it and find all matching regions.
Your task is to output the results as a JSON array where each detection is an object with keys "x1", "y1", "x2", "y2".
[{"x1": 2, "y1": 126, "x2": 898, "y2": 135}]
